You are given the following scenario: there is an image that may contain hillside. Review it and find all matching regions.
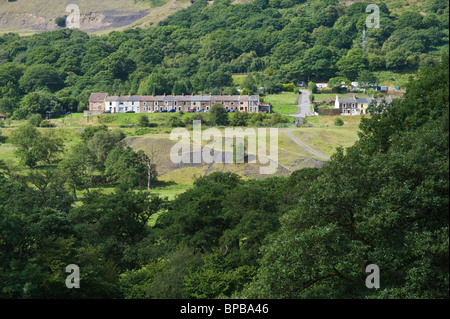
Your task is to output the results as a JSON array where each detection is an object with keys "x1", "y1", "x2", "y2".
[
  {"x1": 0, "y1": 112, "x2": 362, "y2": 184},
  {"x1": 0, "y1": 0, "x2": 191, "y2": 34}
]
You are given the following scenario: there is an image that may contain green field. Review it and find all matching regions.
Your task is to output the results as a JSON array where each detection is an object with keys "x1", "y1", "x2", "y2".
[
  {"x1": 264, "y1": 92, "x2": 298, "y2": 106},
  {"x1": 264, "y1": 92, "x2": 298, "y2": 114}
]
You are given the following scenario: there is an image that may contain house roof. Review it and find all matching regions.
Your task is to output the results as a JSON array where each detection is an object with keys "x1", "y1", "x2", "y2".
[
  {"x1": 140, "y1": 95, "x2": 259, "y2": 102},
  {"x1": 337, "y1": 96, "x2": 396, "y2": 106},
  {"x1": 106, "y1": 95, "x2": 141, "y2": 102},
  {"x1": 89, "y1": 93, "x2": 108, "y2": 102},
  {"x1": 94, "y1": 93, "x2": 260, "y2": 103}
]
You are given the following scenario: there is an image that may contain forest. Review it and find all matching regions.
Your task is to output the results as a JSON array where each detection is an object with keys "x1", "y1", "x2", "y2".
[
  {"x1": 0, "y1": 0, "x2": 449, "y2": 119},
  {"x1": 0, "y1": 55, "x2": 448, "y2": 298}
]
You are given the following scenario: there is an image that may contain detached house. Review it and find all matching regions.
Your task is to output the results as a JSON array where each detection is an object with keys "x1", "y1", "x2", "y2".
[
  {"x1": 335, "y1": 95, "x2": 395, "y2": 115},
  {"x1": 88, "y1": 93, "x2": 108, "y2": 113}
]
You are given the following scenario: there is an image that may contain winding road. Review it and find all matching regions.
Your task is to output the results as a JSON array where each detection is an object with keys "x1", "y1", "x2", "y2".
[
  {"x1": 282, "y1": 89, "x2": 330, "y2": 160},
  {"x1": 284, "y1": 129, "x2": 330, "y2": 160}
]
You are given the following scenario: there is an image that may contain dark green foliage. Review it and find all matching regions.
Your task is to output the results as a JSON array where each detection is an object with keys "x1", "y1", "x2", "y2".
[
  {"x1": 208, "y1": 103, "x2": 229, "y2": 126},
  {"x1": 9, "y1": 124, "x2": 64, "y2": 167},
  {"x1": 137, "y1": 114, "x2": 150, "y2": 127},
  {"x1": 334, "y1": 117, "x2": 344, "y2": 126},
  {"x1": 104, "y1": 146, "x2": 151, "y2": 187},
  {"x1": 55, "y1": 17, "x2": 67, "y2": 28},
  {"x1": 240, "y1": 55, "x2": 449, "y2": 299}
]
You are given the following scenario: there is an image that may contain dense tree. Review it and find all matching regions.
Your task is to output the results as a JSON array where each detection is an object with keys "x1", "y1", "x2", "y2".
[
  {"x1": 104, "y1": 146, "x2": 149, "y2": 187},
  {"x1": 336, "y1": 48, "x2": 367, "y2": 80},
  {"x1": 208, "y1": 103, "x2": 229, "y2": 126},
  {"x1": 15, "y1": 91, "x2": 62, "y2": 119},
  {"x1": 86, "y1": 129, "x2": 126, "y2": 165},
  {"x1": 58, "y1": 143, "x2": 97, "y2": 199},
  {"x1": 9, "y1": 124, "x2": 64, "y2": 167},
  {"x1": 19, "y1": 64, "x2": 63, "y2": 93}
]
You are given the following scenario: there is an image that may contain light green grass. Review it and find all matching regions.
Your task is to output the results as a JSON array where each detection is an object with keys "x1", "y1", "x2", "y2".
[
  {"x1": 232, "y1": 75, "x2": 247, "y2": 87},
  {"x1": 264, "y1": 92, "x2": 298, "y2": 106},
  {"x1": 0, "y1": 143, "x2": 20, "y2": 166},
  {"x1": 372, "y1": 70, "x2": 414, "y2": 88},
  {"x1": 271, "y1": 105, "x2": 298, "y2": 114},
  {"x1": 305, "y1": 115, "x2": 364, "y2": 128},
  {"x1": 290, "y1": 127, "x2": 360, "y2": 157}
]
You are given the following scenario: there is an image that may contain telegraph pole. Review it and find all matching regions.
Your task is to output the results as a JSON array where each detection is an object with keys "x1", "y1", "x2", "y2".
[{"x1": 362, "y1": 26, "x2": 366, "y2": 54}]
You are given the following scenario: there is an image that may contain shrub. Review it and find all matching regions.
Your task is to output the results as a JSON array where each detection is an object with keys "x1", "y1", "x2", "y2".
[
  {"x1": 334, "y1": 118, "x2": 344, "y2": 126},
  {"x1": 55, "y1": 17, "x2": 66, "y2": 27},
  {"x1": 27, "y1": 114, "x2": 43, "y2": 127},
  {"x1": 138, "y1": 114, "x2": 150, "y2": 127},
  {"x1": 40, "y1": 120, "x2": 56, "y2": 128}
]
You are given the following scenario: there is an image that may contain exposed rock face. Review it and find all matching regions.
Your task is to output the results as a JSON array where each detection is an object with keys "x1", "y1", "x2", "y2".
[{"x1": 0, "y1": 10, "x2": 149, "y2": 33}]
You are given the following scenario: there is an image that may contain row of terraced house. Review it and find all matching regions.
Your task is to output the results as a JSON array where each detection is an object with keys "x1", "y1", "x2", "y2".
[{"x1": 86, "y1": 93, "x2": 270, "y2": 116}]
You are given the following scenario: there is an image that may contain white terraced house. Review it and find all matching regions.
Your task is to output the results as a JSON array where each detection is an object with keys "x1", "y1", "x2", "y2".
[{"x1": 87, "y1": 93, "x2": 264, "y2": 115}]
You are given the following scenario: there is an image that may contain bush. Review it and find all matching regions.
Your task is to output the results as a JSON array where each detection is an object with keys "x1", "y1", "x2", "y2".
[
  {"x1": 334, "y1": 118, "x2": 344, "y2": 126},
  {"x1": 308, "y1": 81, "x2": 318, "y2": 94},
  {"x1": 27, "y1": 114, "x2": 43, "y2": 127},
  {"x1": 55, "y1": 17, "x2": 66, "y2": 27},
  {"x1": 137, "y1": 114, "x2": 150, "y2": 127},
  {"x1": 40, "y1": 120, "x2": 56, "y2": 128},
  {"x1": 0, "y1": 130, "x2": 6, "y2": 144},
  {"x1": 281, "y1": 83, "x2": 296, "y2": 92},
  {"x1": 166, "y1": 115, "x2": 185, "y2": 128}
]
